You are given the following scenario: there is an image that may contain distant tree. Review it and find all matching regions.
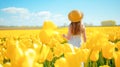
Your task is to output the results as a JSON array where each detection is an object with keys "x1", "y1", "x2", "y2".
[{"x1": 101, "y1": 20, "x2": 116, "y2": 26}]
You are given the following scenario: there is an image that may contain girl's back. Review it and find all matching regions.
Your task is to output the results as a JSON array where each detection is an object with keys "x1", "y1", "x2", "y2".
[
  {"x1": 69, "y1": 22, "x2": 85, "y2": 47},
  {"x1": 63, "y1": 10, "x2": 86, "y2": 48}
]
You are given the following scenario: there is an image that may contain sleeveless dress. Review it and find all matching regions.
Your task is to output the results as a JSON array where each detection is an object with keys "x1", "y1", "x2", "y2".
[
  {"x1": 68, "y1": 35, "x2": 84, "y2": 67},
  {"x1": 68, "y1": 25, "x2": 84, "y2": 67},
  {"x1": 68, "y1": 35, "x2": 81, "y2": 47},
  {"x1": 68, "y1": 24, "x2": 84, "y2": 48}
]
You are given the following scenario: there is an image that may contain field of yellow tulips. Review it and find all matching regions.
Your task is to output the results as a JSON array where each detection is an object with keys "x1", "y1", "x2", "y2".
[{"x1": 0, "y1": 21, "x2": 120, "y2": 67}]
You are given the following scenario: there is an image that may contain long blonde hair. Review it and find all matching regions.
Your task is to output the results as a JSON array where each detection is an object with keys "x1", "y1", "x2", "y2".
[{"x1": 70, "y1": 21, "x2": 82, "y2": 35}]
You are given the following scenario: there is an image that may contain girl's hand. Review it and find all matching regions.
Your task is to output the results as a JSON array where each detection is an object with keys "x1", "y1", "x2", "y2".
[
  {"x1": 62, "y1": 34, "x2": 70, "y2": 40},
  {"x1": 62, "y1": 34, "x2": 66, "y2": 38}
]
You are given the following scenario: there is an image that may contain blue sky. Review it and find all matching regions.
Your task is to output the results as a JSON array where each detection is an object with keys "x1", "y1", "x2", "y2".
[{"x1": 0, "y1": 0, "x2": 120, "y2": 26}]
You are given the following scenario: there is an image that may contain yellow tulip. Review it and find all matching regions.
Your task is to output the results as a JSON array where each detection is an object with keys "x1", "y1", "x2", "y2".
[
  {"x1": 6, "y1": 39, "x2": 24, "y2": 67},
  {"x1": 102, "y1": 42, "x2": 115, "y2": 59},
  {"x1": 99, "y1": 65, "x2": 110, "y2": 67},
  {"x1": 33, "y1": 43, "x2": 42, "y2": 53},
  {"x1": 3, "y1": 62, "x2": 11, "y2": 67},
  {"x1": 0, "y1": 50, "x2": 3, "y2": 64},
  {"x1": 46, "y1": 49, "x2": 53, "y2": 61},
  {"x1": 22, "y1": 49, "x2": 36, "y2": 67},
  {"x1": 74, "y1": 47, "x2": 79, "y2": 53},
  {"x1": 0, "y1": 64, "x2": 3, "y2": 67},
  {"x1": 63, "y1": 43, "x2": 74, "y2": 53},
  {"x1": 51, "y1": 32, "x2": 65, "y2": 43},
  {"x1": 39, "y1": 29, "x2": 59, "y2": 44},
  {"x1": 54, "y1": 57, "x2": 68, "y2": 67},
  {"x1": 53, "y1": 43, "x2": 64, "y2": 57},
  {"x1": 64, "y1": 52, "x2": 80, "y2": 67},
  {"x1": 75, "y1": 48, "x2": 90, "y2": 62},
  {"x1": 39, "y1": 30, "x2": 52, "y2": 44},
  {"x1": 33, "y1": 62, "x2": 43, "y2": 67},
  {"x1": 108, "y1": 33, "x2": 116, "y2": 41},
  {"x1": 116, "y1": 41, "x2": 120, "y2": 50},
  {"x1": 113, "y1": 51, "x2": 120, "y2": 67},
  {"x1": 90, "y1": 50, "x2": 99, "y2": 61},
  {"x1": 19, "y1": 38, "x2": 33, "y2": 51},
  {"x1": 38, "y1": 44, "x2": 50, "y2": 63},
  {"x1": 47, "y1": 38, "x2": 59, "y2": 48},
  {"x1": 42, "y1": 20, "x2": 57, "y2": 30}
]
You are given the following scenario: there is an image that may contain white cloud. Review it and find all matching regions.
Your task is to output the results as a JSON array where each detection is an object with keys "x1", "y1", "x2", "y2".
[
  {"x1": 1, "y1": 7, "x2": 32, "y2": 20},
  {"x1": 52, "y1": 14, "x2": 68, "y2": 26},
  {"x1": 0, "y1": 7, "x2": 67, "y2": 26},
  {"x1": 37, "y1": 11, "x2": 51, "y2": 17},
  {"x1": 0, "y1": 18, "x2": 11, "y2": 26},
  {"x1": 1, "y1": 7, "x2": 29, "y2": 14},
  {"x1": 35, "y1": 11, "x2": 51, "y2": 20}
]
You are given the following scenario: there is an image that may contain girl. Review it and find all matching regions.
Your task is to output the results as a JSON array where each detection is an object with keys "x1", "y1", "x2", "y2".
[{"x1": 63, "y1": 10, "x2": 86, "y2": 48}]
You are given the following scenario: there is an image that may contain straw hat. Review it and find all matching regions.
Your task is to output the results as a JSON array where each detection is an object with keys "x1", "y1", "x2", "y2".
[{"x1": 68, "y1": 10, "x2": 83, "y2": 22}]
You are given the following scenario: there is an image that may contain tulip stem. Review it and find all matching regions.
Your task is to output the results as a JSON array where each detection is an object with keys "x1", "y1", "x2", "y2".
[
  {"x1": 93, "y1": 61, "x2": 97, "y2": 67},
  {"x1": 106, "y1": 59, "x2": 109, "y2": 66}
]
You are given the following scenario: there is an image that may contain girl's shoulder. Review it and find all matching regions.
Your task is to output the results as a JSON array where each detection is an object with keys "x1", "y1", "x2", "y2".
[
  {"x1": 81, "y1": 24, "x2": 85, "y2": 28},
  {"x1": 81, "y1": 24, "x2": 85, "y2": 32}
]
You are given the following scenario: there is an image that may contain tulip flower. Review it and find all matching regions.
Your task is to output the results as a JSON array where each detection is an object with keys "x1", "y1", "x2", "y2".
[
  {"x1": 42, "y1": 20, "x2": 57, "y2": 30},
  {"x1": 99, "y1": 65, "x2": 110, "y2": 67},
  {"x1": 64, "y1": 52, "x2": 81, "y2": 67},
  {"x1": 38, "y1": 44, "x2": 50, "y2": 63},
  {"x1": 102, "y1": 42, "x2": 115, "y2": 59},
  {"x1": 54, "y1": 57, "x2": 68, "y2": 67},
  {"x1": 116, "y1": 41, "x2": 120, "y2": 50},
  {"x1": 113, "y1": 51, "x2": 120, "y2": 67},
  {"x1": 90, "y1": 50, "x2": 99, "y2": 61},
  {"x1": 46, "y1": 49, "x2": 53, "y2": 61},
  {"x1": 53, "y1": 44, "x2": 64, "y2": 57}
]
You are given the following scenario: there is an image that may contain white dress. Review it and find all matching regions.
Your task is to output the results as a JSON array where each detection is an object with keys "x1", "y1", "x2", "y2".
[
  {"x1": 68, "y1": 35, "x2": 84, "y2": 67},
  {"x1": 68, "y1": 35, "x2": 81, "y2": 47}
]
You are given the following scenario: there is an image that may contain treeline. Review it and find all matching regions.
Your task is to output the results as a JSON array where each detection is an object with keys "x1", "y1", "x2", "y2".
[{"x1": 0, "y1": 26, "x2": 41, "y2": 30}]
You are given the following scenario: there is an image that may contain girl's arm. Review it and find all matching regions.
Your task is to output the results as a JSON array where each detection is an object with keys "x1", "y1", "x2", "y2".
[
  {"x1": 63, "y1": 26, "x2": 71, "y2": 40},
  {"x1": 82, "y1": 25, "x2": 86, "y2": 42}
]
